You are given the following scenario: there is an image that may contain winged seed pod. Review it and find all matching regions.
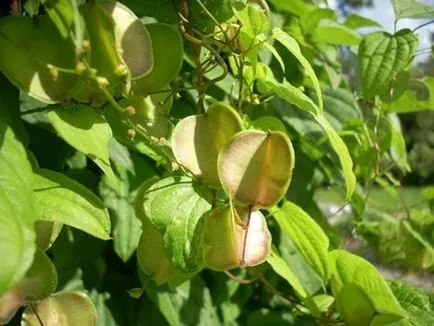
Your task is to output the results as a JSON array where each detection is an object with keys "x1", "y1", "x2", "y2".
[
  {"x1": 203, "y1": 206, "x2": 271, "y2": 271},
  {"x1": 218, "y1": 130, "x2": 294, "y2": 208},
  {"x1": 134, "y1": 178, "x2": 177, "y2": 285},
  {"x1": 131, "y1": 23, "x2": 184, "y2": 96},
  {"x1": 21, "y1": 292, "x2": 97, "y2": 326},
  {"x1": 172, "y1": 102, "x2": 243, "y2": 187}
]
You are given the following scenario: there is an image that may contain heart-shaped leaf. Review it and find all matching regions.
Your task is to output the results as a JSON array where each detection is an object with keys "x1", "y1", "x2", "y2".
[
  {"x1": 0, "y1": 15, "x2": 80, "y2": 103},
  {"x1": 21, "y1": 291, "x2": 97, "y2": 326},
  {"x1": 138, "y1": 176, "x2": 212, "y2": 272},
  {"x1": 48, "y1": 104, "x2": 118, "y2": 191},
  {"x1": 132, "y1": 23, "x2": 184, "y2": 95},
  {"x1": 329, "y1": 250, "x2": 406, "y2": 320},
  {"x1": 218, "y1": 130, "x2": 295, "y2": 208},
  {"x1": 172, "y1": 102, "x2": 243, "y2": 187},
  {"x1": 359, "y1": 29, "x2": 419, "y2": 99},
  {"x1": 33, "y1": 169, "x2": 111, "y2": 240}
]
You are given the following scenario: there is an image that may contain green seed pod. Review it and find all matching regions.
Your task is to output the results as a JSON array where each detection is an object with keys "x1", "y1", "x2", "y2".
[
  {"x1": 218, "y1": 130, "x2": 295, "y2": 208},
  {"x1": 172, "y1": 102, "x2": 243, "y2": 187},
  {"x1": 135, "y1": 178, "x2": 177, "y2": 285},
  {"x1": 21, "y1": 291, "x2": 97, "y2": 326},
  {"x1": 0, "y1": 15, "x2": 81, "y2": 103},
  {"x1": 98, "y1": 0, "x2": 153, "y2": 79},
  {"x1": 131, "y1": 23, "x2": 183, "y2": 96},
  {"x1": 203, "y1": 206, "x2": 271, "y2": 271}
]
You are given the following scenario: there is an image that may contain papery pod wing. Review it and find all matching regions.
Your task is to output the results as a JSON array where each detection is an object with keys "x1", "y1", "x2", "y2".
[
  {"x1": 99, "y1": 0, "x2": 153, "y2": 79},
  {"x1": 218, "y1": 130, "x2": 295, "y2": 208},
  {"x1": 172, "y1": 102, "x2": 243, "y2": 187},
  {"x1": 203, "y1": 207, "x2": 240, "y2": 271},
  {"x1": 131, "y1": 23, "x2": 183, "y2": 95},
  {"x1": 203, "y1": 206, "x2": 271, "y2": 271},
  {"x1": 21, "y1": 291, "x2": 96, "y2": 326}
]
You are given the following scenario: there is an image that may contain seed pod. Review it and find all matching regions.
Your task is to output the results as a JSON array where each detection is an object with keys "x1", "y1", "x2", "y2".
[
  {"x1": 218, "y1": 130, "x2": 295, "y2": 208},
  {"x1": 203, "y1": 206, "x2": 271, "y2": 271},
  {"x1": 21, "y1": 291, "x2": 96, "y2": 326},
  {"x1": 172, "y1": 102, "x2": 243, "y2": 187},
  {"x1": 135, "y1": 178, "x2": 177, "y2": 285},
  {"x1": 131, "y1": 23, "x2": 183, "y2": 96},
  {"x1": 98, "y1": 0, "x2": 153, "y2": 79}
]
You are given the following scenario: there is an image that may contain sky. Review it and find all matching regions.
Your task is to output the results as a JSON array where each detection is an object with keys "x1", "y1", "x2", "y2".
[{"x1": 329, "y1": 0, "x2": 434, "y2": 62}]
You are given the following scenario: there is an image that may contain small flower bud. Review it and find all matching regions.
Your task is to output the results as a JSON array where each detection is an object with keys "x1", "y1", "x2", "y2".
[
  {"x1": 82, "y1": 40, "x2": 91, "y2": 51},
  {"x1": 125, "y1": 105, "x2": 136, "y2": 117},
  {"x1": 75, "y1": 62, "x2": 86, "y2": 74},
  {"x1": 96, "y1": 77, "x2": 109, "y2": 88},
  {"x1": 47, "y1": 64, "x2": 59, "y2": 81},
  {"x1": 115, "y1": 64, "x2": 129, "y2": 76},
  {"x1": 127, "y1": 129, "x2": 136, "y2": 140},
  {"x1": 159, "y1": 137, "x2": 168, "y2": 145},
  {"x1": 171, "y1": 162, "x2": 179, "y2": 171}
]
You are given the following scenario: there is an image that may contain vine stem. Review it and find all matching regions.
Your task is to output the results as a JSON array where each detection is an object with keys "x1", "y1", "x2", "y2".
[
  {"x1": 241, "y1": 205, "x2": 252, "y2": 265},
  {"x1": 30, "y1": 303, "x2": 45, "y2": 326}
]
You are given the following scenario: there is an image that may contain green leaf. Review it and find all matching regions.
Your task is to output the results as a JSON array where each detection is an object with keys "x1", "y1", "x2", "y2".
[
  {"x1": 329, "y1": 250, "x2": 406, "y2": 319},
  {"x1": 267, "y1": 247, "x2": 307, "y2": 298},
  {"x1": 388, "y1": 114, "x2": 411, "y2": 172},
  {"x1": 33, "y1": 168, "x2": 111, "y2": 240},
  {"x1": 48, "y1": 104, "x2": 118, "y2": 190},
  {"x1": 392, "y1": 0, "x2": 434, "y2": 20},
  {"x1": 315, "y1": 115, "x2": 356, "y2": 200},
  {"x1": 264, "y1": 79, "x2": 320, "y2": 115},
  {"x1": 359, "y1": 29, "x2": 419, "y2": 99},
  {"x1": 389, "y1": 281, "x2": 434, "y2": 326},
  {"x1": 389, "y1": 77, "x2": 434, "y2": 113},
  {"x1": 267, "y1": 0, "x2": 308, "y2": 17},
  {"x1": 312, "y1": 20, "x2": 361, "y2": 45},
  {"x1": 344, "y1": 14, "x2": 381, "y2": 29},
  {"x1": 271, "y1": 201, "x2": 329, "y2": 281},
  {"x1": 0, "y1": 103, "x2": 36, "y2": 295},
  {"x1": 99, "y1": 153, "x2": 156, "y2": 262},
  {"x1": 272, "y1": 27, "x2": 323, "y2": 112},
  {"x1": 144, "y1": 276, "x2": 220, "y2": 326},
  {"x1": 140, "y1": 176, "x2": 212, "y2": 272},
  {"x1": 336, "y1": 283, "x2": 376, "y2": 326},
  {"x1": 301, "y1": 8, "x2": 336, "y2": 34}
]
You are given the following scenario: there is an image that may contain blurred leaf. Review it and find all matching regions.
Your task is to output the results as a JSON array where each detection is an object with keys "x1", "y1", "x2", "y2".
[
  {"x1": 0, "y1": 98, "x2": 36, "y2": 295},
  {"x1": 391, "y1": 0, "x2": 434, "y2": 20},
  {"x1": 48, "y1": 104, "x2": 118, "y2": 190},
  {"x1": 388, "y1": 114, "x2": 411, "y2": 172},
  {"x1": 144, "y1": 276, "x2": 221, "y2": 326},
  {"x1": 301, "y1": 8, "x2": 336, "y2": 34},
  {"x1": 33, "y1": 168, "x2": 111, "y2": 240},
  {"x1": 272, "y1": 201, "x2": 329, "y2": 281},
  {"x1": 312, "y1": 20, "x2": 361, "y2": 45},
  {"x1": 247, "y1": 308, "x2": 296, "y2": 325},
  {"x1": 267, "y1": 0, "x2": 307, "y2": 16},
  {"x1": 336, "y1": 283, "x2": 376, "y2": 326},
  {"x1": 139, "y1": 176, "x2": 212, "y2": 272},
  {"x1": 24, "y1": 0, "x2": 40, "y2": 17},
  {"x1": 359, "y1": 29, "x2": 419, "y2": 99},
  {"x1": 329, "y1": 250, "x2": 406, "y2": 320},
  {"x1": 344, "y1": 14, "x2": 381, "y2": 29},
  {"x1": 252, "y1": 116, "x2": 287, "y2": 133},
  {"x1": 389, "y1": 281, "x2": 434, "y2": 326},
  {"x1": 99, "y1": 153, "x2": 156, "y2": 262}
]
